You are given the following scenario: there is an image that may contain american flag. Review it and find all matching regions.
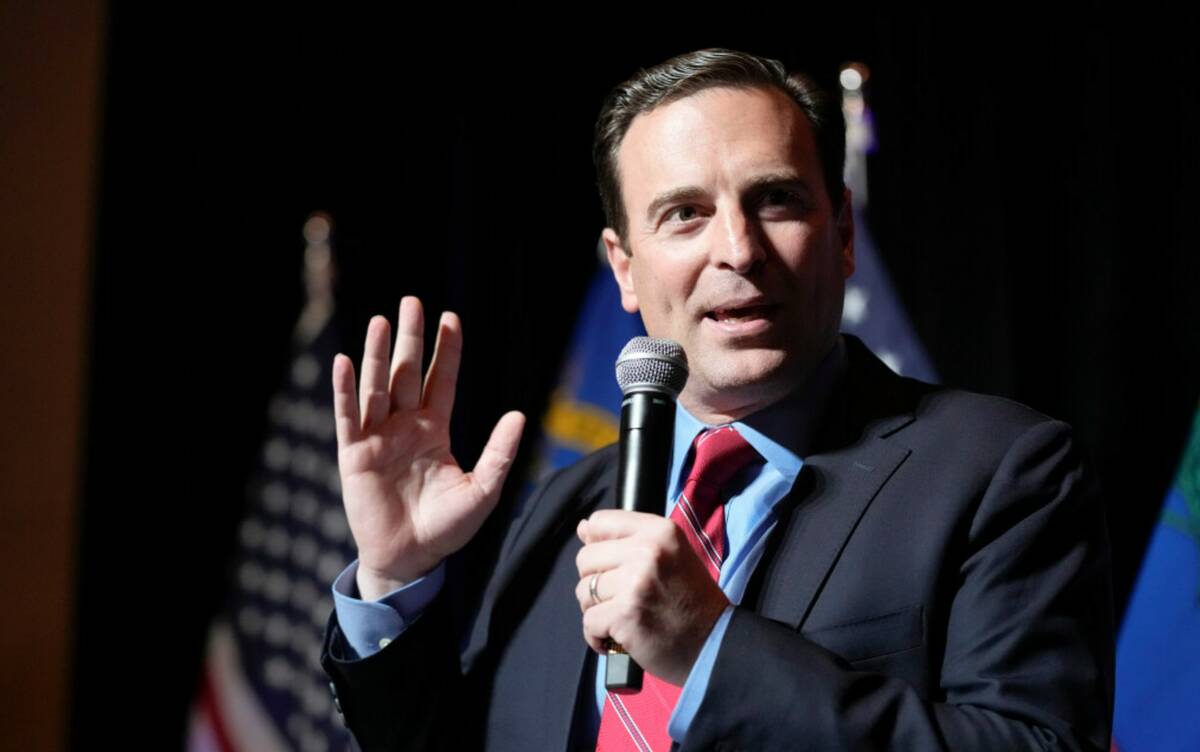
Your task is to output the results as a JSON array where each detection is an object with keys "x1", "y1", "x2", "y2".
[
  {"x1": 837, "y1": 64, "x2": 938, "y2": 384},
  {"x1": 189, "y1": 217, "x2": 356, "y2": 752}
]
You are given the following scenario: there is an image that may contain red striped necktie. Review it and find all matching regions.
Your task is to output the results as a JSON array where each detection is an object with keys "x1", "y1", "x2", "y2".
[{"x1": 595, "y1": 425, "x2": 760, "y2": 752}]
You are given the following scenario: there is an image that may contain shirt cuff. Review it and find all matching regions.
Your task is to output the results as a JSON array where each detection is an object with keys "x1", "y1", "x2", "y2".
[
  {"x1": 330, "y1": 558, "x2": 446, "y2": 659},
  {"x1": 668, "y1": 604, "x2": 734, "y2": 742}
]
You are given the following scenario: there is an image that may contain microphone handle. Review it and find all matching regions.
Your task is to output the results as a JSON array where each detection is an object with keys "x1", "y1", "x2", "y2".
[{"x1": 605, "y1": 391, "x2": 675, "y2": 693}]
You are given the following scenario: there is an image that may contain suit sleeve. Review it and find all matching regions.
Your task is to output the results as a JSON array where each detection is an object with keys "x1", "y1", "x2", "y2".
[
  {"x1": 680, "y1": 419, "x2": 1115, "y2": 752},
  {"x1": 320, "y1": 590, "x2": 463, "y2": 752},
  {"x1": 317, "y1": 453, "x2": 598, "y2": 752}
]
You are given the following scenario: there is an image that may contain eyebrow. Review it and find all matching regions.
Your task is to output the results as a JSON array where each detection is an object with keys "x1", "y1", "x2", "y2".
[
  {"x1": 644, "y1": 186, "x2": 708, "y2": 226},
  {"x1": 642, "y1": 171, "x2": 812, "y2": 226}
]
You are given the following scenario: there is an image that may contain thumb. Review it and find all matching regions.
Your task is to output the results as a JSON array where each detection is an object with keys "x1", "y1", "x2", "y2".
[{"x1": 470, "y1": 411, "x2": 526, "y2": 500}]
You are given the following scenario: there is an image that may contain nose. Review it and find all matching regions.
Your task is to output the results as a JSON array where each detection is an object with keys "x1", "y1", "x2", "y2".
[{"x1": 712, "y1": 203, "x2": 765, "y2": 274}]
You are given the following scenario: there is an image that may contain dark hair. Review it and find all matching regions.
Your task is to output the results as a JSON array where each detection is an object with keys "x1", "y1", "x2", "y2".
[{"x1": 593, "y1": 48, "x2": 846, "y2": 245}]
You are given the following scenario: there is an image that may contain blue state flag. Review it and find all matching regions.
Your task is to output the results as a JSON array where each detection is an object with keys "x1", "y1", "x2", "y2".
[
  {"x1": 526, "y1": 261, "x2": 646, "y2": 485},
  {"x1": 1112, "y1": 406, "x2": 1200, "y2": 752}
]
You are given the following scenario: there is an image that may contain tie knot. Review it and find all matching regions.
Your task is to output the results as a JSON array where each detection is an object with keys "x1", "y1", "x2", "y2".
[{"x1": 687, "y1": 425, "x2": 760, "y2": 494}]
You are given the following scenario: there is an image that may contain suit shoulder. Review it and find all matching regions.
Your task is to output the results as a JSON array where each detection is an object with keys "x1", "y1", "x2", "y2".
[
  {"x1": 883, "y1": 381, "x2": 1100, "y2": 545},
  {"x1": 916, "y1": 386, "x2": 1062, "y2": 436},
  {"x1": 492, "y1": 444, "x2": 619, "y2": 565},
  {"x1": 515, "y1": 443, "x2": 619, "y2": 524},
  {"x1": 883, "y1": 375, "x2": 1080, "y2": 471},
  {"x1": 530, "y1": 443, "x2": 619, "y2": 497},
  {"x1": 841, "y1": 335, "x2": 1070, "y2": 450}
]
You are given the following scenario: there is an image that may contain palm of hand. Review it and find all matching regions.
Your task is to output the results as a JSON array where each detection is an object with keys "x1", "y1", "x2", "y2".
[{"x1": 333, "y1": 298, "x2": 524, "y2": 593}]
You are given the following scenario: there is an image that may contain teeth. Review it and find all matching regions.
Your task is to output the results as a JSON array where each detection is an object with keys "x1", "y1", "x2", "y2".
[{"x1": 712, "y1": 305, "x2": 765, "y2": 322}]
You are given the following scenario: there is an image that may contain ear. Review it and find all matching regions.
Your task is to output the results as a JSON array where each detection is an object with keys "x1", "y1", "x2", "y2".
[
  {"x1": 602, "y1": 228, "x2": 640, "y2": 314},
  {"x1": 836, "y1": 188, "x2": 855, "y2": 279}
]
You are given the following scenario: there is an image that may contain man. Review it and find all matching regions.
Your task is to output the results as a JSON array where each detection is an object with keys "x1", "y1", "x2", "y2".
[{"x1": 321, "y1": 49, "x2": 1114, "y2": 751}]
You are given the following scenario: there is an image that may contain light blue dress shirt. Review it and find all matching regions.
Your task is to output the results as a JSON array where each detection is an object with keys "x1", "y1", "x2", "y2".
[{"x1": 332, "y1": 336, "x2": 847, "y2": 745}]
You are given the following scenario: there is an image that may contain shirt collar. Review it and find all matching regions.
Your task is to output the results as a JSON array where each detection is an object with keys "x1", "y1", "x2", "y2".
[{"x1": 670, "y1": 335, "x2": 848, "y2": 496}]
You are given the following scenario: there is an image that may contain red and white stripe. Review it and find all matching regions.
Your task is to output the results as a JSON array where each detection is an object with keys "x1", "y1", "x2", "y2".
[{"x1": 674, "y1": 494, "x2": 723, "y2": 576}]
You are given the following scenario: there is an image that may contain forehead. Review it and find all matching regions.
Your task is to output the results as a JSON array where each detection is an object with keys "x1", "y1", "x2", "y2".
[{"x1": 615, "y1": 86, "x2": 822, "y2": 220}]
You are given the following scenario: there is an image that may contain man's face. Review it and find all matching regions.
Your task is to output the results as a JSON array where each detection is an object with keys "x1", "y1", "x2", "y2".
[{"x1": 605, "y1": 85, "x2": 855, "y2": 422}]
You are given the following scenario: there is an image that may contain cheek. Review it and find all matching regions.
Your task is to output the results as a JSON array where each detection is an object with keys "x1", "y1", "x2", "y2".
[
  {"x1": 626, "y1": 266, "x2": 670, "y2": 338},
  {"x1": 633, "y1": 260, "x2": 690, "y2": 317},
  {"x1": 774, "y1": 226, "x2": 841, "y2": 285}
]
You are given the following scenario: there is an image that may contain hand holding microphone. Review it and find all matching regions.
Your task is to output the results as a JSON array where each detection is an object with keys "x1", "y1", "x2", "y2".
[{"x1": 574, "y1": 338, "x2": 732, "y2": 690}]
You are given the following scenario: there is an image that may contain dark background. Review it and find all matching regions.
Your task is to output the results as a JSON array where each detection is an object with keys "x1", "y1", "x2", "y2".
[{"x1": 76, "y1": 11, "x2": 1198, "y2": 745}]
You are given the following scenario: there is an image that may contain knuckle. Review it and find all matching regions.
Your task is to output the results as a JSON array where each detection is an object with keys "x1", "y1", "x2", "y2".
[
  {"x1": 632, "y1": 572, "x2": 656, "y2": 601},
  {"x1": 612, "y1": 608, "x2": 638, "y2": 639},
  {"x1": 582, "y1": 606, "x2": 603, "y2": 636},
  {"x1": 634, "y1": 542, "x2": 656, "y2": 564},
  {"x1": 620, "y1": 562, "x2": 653, "y2": 602},
  {"x1": 638, "y1": 539, "x2": 669, "y2": 570},
  {"x1": 656, "y1": 520, "x2": 679, "y2": 547},
  {"x1": 583, "y1": 631, "x2": 602, "y2": 654},
  {"x1": 590, "y1": 509, "x2": 615, "y2": 526}
]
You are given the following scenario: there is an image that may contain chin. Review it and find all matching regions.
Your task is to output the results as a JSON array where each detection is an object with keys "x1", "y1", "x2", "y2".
[
  {"x1": 719, "y1": 348, "x2": 792, "y2": 384},
  {"x1": 690, "y1": 352, "x2": 796, "y2": 416}
]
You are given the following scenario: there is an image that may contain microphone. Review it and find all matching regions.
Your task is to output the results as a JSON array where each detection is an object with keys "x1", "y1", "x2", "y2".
[{"x1": 605, "y1": 336, "x2": 688, "y2": 693}]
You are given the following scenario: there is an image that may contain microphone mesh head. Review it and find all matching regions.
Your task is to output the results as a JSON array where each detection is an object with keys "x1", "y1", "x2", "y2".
[{"x1": 615, "y1": 337, "x2": 689, "y2": 397}]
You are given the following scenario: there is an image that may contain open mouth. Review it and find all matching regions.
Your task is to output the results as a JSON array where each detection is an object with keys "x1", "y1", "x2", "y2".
[{"x1": 705, "y1": 304, "x2": 777, "y2": 323}]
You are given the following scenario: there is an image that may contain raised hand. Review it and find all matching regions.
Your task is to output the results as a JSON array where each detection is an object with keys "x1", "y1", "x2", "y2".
[{"x1": 332, "y1": 296, "x2": 526, "y2": 600}]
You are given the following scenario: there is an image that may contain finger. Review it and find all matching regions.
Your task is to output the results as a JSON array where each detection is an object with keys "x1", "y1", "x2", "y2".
[
  {"x1": 574, "y1": 567, "x2": 635, "y2": 615},
  {"x1": 576, "y1": 538, "x2": 636, "y2": 579},
  {"x1": 575, "y1": 574, "x2": 591, "y2": 613},
  {"x1": 389, "y1": 296, "x2": 424, "y2": 413},
  {"x1": 575, "y1": 570, "x2": 612, "y2": 614},
  {"x1": 468, "y1": 411, "x2": 526, "y2": 501},
  {"x1": 359, "y1": 316, "x2": 393, "y2": 430},
  {"x1": 421, "y1": 311, "x2": 463, "y2": 422},
  {"x1": 584, "y1": 509, "x2": 668, "y2": 543},
  {"x1": 581, "y1": 599, "x2": 624, "y2": 655},
  {"x1": 332, "y1": 353, "x2": 362, "y2": 446}
]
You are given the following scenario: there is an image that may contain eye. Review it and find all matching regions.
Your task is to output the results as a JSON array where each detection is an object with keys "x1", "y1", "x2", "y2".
[
  {"x1": 762, "y1": 188, "x2": 799, "y2": 207},
  {"x1": 666, "y1": 205, "x2": 700, "y2": 223},
  {"x1": 758, "y1": 188, "x2": 807, "y2": 218}
]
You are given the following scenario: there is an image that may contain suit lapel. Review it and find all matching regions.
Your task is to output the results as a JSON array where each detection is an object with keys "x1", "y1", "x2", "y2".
[
  {"x1": 462, "y1": 454, "x2": 617, "y2": 672},
  {"x1": 460, "y1": 457, "x2": 618, "y2": 751},
  {"x1": 752, "y1": 437, "x2": 911, "y2": 629},
  {"x1": 750, "y1": 336, "x2": 919, "y2": 630}
]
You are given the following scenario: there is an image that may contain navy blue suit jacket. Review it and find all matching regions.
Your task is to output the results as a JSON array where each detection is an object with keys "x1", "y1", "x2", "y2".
[{"x1": 321, "y1": 335, "x2": 1114, "y2": 751}]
